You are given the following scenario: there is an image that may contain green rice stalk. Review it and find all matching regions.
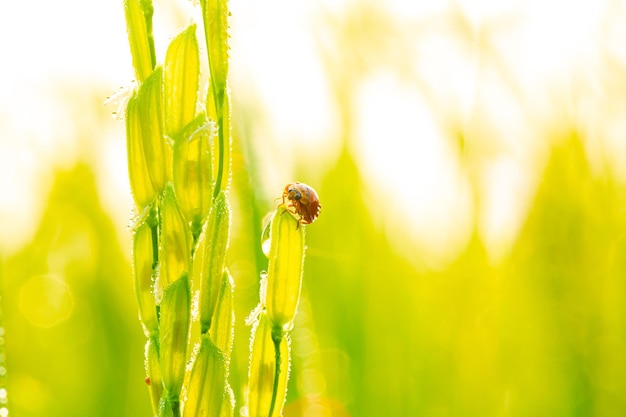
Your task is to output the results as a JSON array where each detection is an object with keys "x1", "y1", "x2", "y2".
[
  {"x1": 246, "y1": 204, "x2": 306, "y2": 416},
  {"x1": 212, "y1": 87, "x2": 232, "y2": 197},
  {"x1": 124, "y1": 1, "x2": 234, "y2": 415}
]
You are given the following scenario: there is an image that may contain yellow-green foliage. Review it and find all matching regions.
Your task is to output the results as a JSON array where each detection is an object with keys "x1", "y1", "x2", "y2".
[{"x1": 5, "y1": 3, "x2": 626, "y2": 417}]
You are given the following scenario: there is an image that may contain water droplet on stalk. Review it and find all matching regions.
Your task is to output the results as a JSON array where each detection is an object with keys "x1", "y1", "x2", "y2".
[{"x1": 261, "y1": 212, "x2": 275, "y2": 257}]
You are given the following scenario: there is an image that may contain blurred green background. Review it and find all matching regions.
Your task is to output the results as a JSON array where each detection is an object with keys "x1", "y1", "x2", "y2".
[{"x1": 2, "y1": 1, "x2": 626, "y2": 416}]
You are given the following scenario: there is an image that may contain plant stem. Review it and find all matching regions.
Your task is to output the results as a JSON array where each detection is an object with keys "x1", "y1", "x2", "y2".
[
  {"x1": 268, "y1": 328, "x2": 283, "y2": 417},
  {"x1": 213, "y1": 112, "x2": 225, "y2": 199},
  {"x1": 139, "y1": 0, "x2": 157, "y2": 69},
  {"x1": 171, "y1": 398, "x2": 181, "y2": 417},
  {"x1": 147, "y1": 204, "x2": 159, "y2": 268}
]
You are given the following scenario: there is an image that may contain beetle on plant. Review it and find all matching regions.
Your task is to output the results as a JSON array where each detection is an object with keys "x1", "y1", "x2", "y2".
[{"x1": 281, "y1": 182, "x2": 321, "y2": 228}]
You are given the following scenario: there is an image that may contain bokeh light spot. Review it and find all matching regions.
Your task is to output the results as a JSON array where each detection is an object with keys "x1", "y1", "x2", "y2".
[{"x1": 19, "y1": 275, "x2": 74, "y2": 328}]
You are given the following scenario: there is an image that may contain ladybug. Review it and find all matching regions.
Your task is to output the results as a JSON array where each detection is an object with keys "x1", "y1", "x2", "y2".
[{"x1": 281, "y1": 182, "x2": 321, "y2": 227}]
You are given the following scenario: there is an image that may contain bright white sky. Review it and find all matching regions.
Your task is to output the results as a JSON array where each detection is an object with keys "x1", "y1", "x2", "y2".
[{"x1": 0, "y1": 0, "x2": 624, "y2": 264}]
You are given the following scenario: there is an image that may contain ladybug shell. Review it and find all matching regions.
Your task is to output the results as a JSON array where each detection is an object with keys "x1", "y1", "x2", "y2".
[{"x1": 282, "y1": 182, "x2": 321, "y2": 224}]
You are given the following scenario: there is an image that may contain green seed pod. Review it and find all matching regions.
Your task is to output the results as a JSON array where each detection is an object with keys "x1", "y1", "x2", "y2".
[
  {"x1": 184, "y1": 334, "x2": 227, "y2": 417},
  {"x1": 173, "y1": 113, "x2": 214, "y2": 232},
  {"x1": 164, "y1": 24, "x2": 200, "y2": 139},
  {"x1": 126, "y1": 67, "x2": 167, "y2": 211},
  {"x1": 145, "y1": 337, "x2": 163, "y2": 416},
  {"x1": 159, "y1": 274, "x2": 191, "y2": 398},
  {"x1": 199, "y1": 191, "x2": 231, "y2": 333},
  {"x1": 133, "y1": 220, "x2": 158, "y2": 336},
  {"x1": 123, "y1": 0, "x2": 153, "y2": 82},
  {"x1": 126, "y1": 90, "x2": 154, "y2": 211},
  {"x1": 265, "y1": 205, "x2": 305, "y2": 331},
  {"x1": 210, "y1": 269, "x2": 234, "y2": 358},
  {"x1": 159, "y1": 185, "x2": 192, "y2": 293},
  {"x1": 247, "y1": 313, "x2": 290, "y2": 417},
  {"x1": 200, "y1": 0, "x2": 229, "y2": 105}
]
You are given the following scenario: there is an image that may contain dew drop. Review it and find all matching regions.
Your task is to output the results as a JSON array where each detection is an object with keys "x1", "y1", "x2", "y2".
[{"x1": 260, "y1": 212, "x2": 275, "y2": 257}]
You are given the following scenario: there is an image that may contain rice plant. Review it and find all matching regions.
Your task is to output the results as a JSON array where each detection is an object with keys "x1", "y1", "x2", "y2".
[
  {"x1": 124, "y1": 0, "x2": 234, "y2": 415},
  {"x1": 122, "y1": 1, "x2": 320, "y2": 415}
]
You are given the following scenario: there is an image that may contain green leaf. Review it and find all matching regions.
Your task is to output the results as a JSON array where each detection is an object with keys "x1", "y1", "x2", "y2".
[
  {"x1": 198, "y1": 191, "x2": 231, "y2": 333},
  {"x1": 133, "y1": 220, "x2": 158, "y2": 336},
  {"x1": 164, "y1": 24, "x2": 200, "y2": 140},
  {"x1": 184, "y1": 335, "x2": 227, "y2": 417},
  {"x1": 265, "y1": 204, "x2": 305, "y2": 331},
  {"x1": 124, "y1": 0, "x2": 154, "y2": 82},
  {"x1": 159, "y1": 185, "x2": 192, "y2": 292},
  {"x1": 159, "y1": 274, "x2": 191, "y2": 398}
]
